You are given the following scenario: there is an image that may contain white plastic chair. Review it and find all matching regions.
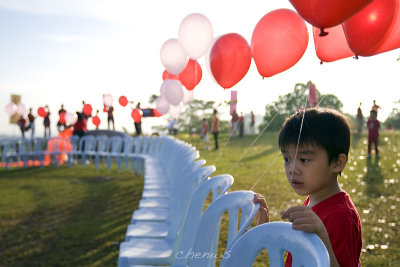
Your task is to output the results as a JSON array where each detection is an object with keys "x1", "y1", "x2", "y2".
[
  {"x1": 127, "y1": 164, "x2": 215, "y2": 239},
  {"x1": 16, "y1": 138, "x2": 32, "y2": 168},
  {"x1": 183, "y1": 190, "x2": 260, "y2": 267},
  {"x1": 1, "y1": 139, "x2": 17, "y2": 168},
  {"x1": 219, "y1": 222, "x2": 330, "y2": 267},
  {"x1": 80, "y1": 135, "x2": 96, "y2": 168},
  {"x1": 118, "y1": 174, "x2": 234, "y2": 266},
  {"x1": 94, "y1": 135, "x2": 108, "y2": 169},
  {"x1": 106, "y1": 136, "x2": 123, "y2": 171},
  {"x1": 66, "y1": 135, "x2": 80, "y2": 167}
]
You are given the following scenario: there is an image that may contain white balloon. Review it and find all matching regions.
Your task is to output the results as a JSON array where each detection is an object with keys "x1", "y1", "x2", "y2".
[
  {"x1": 156, "y1": 95, "x2": 170, "y2": 114},
  {"x1": 5, "y1": 103, "x2": 17, "y2": 115},
  {"x1": 65, "y1": 112, "x2": 77, "y2": 125},
  {"x1": 160, "y1": 39, "x2": 188, "y2": 75},
  {"x1": 162, "y1": 79, "x2": 184, "y2": 106},
  {"x1": 169, "y1": 103, "x2": 182, "y2": 118},
  {"x1": 17, "y1": 103, "x2": 26, "y2": 115},
  {"x1": 103, "y1": 94, "x2": 114, "y2": 107},
  {"x1": 179, "y1": 13, "x2": 214, "y2": 59},
  {"x1": 182, "y1": 88, "x2": 194, "y2": 104}
]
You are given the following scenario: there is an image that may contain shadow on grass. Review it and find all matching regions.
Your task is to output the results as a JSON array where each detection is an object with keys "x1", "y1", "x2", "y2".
[
  {"x1": 0, "y1": 166, "x2": 143, "y2": 267},
  {"x1": 363, "y1": 158, "x2": 384, "y2": 197}
]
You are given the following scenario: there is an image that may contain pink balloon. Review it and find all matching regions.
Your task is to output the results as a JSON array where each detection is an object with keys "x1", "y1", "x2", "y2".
[
  {"x1": 156, "y1": 95, "x2": 170, "y2": 114},
  {"x1": 313, "y1": 25, "x2": 354, "y2": 63},
  {"x1": 160, "y1": 39, "x2": 188, "y2": 75},
  {"x1": 103, "y1": 94, "x2": 113, "y2": 107},
  {"x1": 209, "y1": 33, "x2": 252, "y2": 89},
  {"x1": 17, "y1": 103, "x2": 26, "y2": 115},
  {"x1": 5, "y1": 103, "x2": 17, "y2": 115},
  {"x1": 251, "y1": 9, "x2": 308, "y2": 78}
]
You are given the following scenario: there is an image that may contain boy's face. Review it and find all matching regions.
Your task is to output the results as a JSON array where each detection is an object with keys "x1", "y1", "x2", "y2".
[{"x1": 281, "y1": 143, "x2": 338, "y2": 197}]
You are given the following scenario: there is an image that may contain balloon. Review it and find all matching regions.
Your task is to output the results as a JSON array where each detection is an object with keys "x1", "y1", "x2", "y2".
[
  {"x1": 313, "y1": 25, "x2": 354, "y2": 63},
  {"x1": 169, "y1": 103, "x2": 182, "y2": 118},
  {"x1": 161, "y1": 79, "x2": 184, "y2": 106},
  {"x1": 82, "y1": 104, "x2": 93, "y2": 117},
  {"x1": 182, "y1": 88, "x2": 194, "y2": 104},
  {"x1": 343, "y1": 0, "x2": 398, "y2": 56},
  {"x1": 289, "y1": 0, "x2": 373, "y2": 35},
  {"x1": 209, "y1": 33, "x2": 252, "y2": 89},
  {"x1": 131, "y1": 109, "x2": 143, "y2": 123},
  {"x1": 92, "y1": 115, "x2": 101, "y2": 127},
  {"x1": 153, "y1": 109, "x2": 163, "y2": 117},
  {"x1": 16, "y1": 103, "x2": 26, "y2": 115},
  {"x1": 251, "y1": 9, "x2": 308, "y2": 78},
  {"x1": 65, "y1": 112, "x2": 77, "y2": 125},
  {"x1": 103, "y1": 94, "x2": 113, "y2": 107},
  {"x1": 160, "y1": 39, "x2": 188, "y2": 75},
  {"x1": 375, "y1": 1, "x2": 400, "y2": 56},
  {"x1": 59, "y1": 112, "x2": 66, "y2": 124},
  {"x1": 178, "y1": 13, "x2": 214, "y2": 59},
  {"x1": 162, "y1": 70, "x2": 178, "y2": 81},
  {"x1": 162, "y1": 59, "x2": 202, "y2": 90},
  {"x1": 119, "y1": 96, "x2": 128, "y2": 107},
  {"x1": 37, "y1": 107, "x2": 46, "y2": 117},
  {"x1": 103, "y1": 106, "x2": 107, "y2": 112},
  {"x1": 156, "y1": 95, "x2": 170, "y2": 114},
  {"x1": 5, "y1": 103, "x2": 17, "y2": 115}
]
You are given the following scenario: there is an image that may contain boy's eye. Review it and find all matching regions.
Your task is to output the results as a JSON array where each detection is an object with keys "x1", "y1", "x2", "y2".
[
  {"x1": 300, "y1": 158, "x2": 310, "y2": 163},
  {"x1": 283, "y1": 157, "x2": 288, "y2": 162}
]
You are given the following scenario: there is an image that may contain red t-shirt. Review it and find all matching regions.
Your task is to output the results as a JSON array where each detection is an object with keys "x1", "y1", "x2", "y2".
[
  {"x1": 73, "y1": 120, "x2": 87, "y2": 132},
  {"x1": 367, "y1": 119, "x2": 380, "y2": 138},
  {"x1": 285, "y1": 191, "x2": 362, "y2": 267}
]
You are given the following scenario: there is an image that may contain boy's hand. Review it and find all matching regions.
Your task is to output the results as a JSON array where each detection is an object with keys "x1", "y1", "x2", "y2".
[
  {"x1": 281, "y1": 206, "x2": 325, "y2": 236},
  {"x1": 253, "y1": 193, "x2": 270, "y2": 225}
]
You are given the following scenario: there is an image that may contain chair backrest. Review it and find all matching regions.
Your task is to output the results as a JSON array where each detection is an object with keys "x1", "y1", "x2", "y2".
[
  {"x1": 132, "y1": 137, "x2": 143, "y2": 154},
  {"x1": 219, "y1": 222, "x2": 330, "y2": 267},
  {"x1": 95, "y1": 135, "x2": 109, "y2": 153},
  {"x1": 107, "y1": 136, "x2": 123, "y2": 153},
  {"x1": 188, "y1": 191, "x2": 260, "y2": 267},
  {"x1": 33, "y1": 137, "x2": 47, "y2": 153},
  {"x1": 79, "y1": 135, "x2": 96, "y2": 152},
  {"x1": 171, "y1": 175, "x2": 234, "y2": 262},
  {"x1": 168, "y1": 164, "x2": 216, "y2": 236},
  {"x1": 122, "y1": 136, "x2": 134, "y2": 154},
  {"x1": 16, "y1": 138, "x2": 31, "y2": 155},
  {"x1": 65, "y1": 135, "x2": 80, "y2": 153}
]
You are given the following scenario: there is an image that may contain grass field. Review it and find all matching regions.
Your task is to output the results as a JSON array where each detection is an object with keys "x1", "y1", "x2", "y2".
[{"x1": 0, "y1": 130, "x2": 399, "y2": 266}]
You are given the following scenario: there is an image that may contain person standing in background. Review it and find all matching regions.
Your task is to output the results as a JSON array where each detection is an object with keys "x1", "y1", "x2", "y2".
[
  {"x1": 239, "y1": 112, "x2": 244, "y2": 137},
  {"x1": 356, "y1": 102, "x2": 364, "y2": 135},
  {"x1": 27, "y1": 108, "x2": 35, "y2": 138},
  {"x1": 250, "y1": 111, "x2": 255, "y2": 135},
  {"x1": 57, "y1": 104, "x2": 66, "y2": 132},
  {"x1": 44, "y1": 105, "x2": 51, "y2": 138},
  {"x1": 367, "y1": 109, "x2": 380, "y2": 160},
  {"x1": 106, "y1": 105, "x2": 115, "y2": 130},
  {"x1": 211, "y1": 109, "x2": 220, "y2": 150}
]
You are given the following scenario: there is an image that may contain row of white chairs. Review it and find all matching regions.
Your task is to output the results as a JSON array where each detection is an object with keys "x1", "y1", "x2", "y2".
[
  {"x1": 0, "y1": 134, "x2": 156, "y2": 171},
  {"x1": 118, "y1": 136, "x2": 330, "y2": 266}
]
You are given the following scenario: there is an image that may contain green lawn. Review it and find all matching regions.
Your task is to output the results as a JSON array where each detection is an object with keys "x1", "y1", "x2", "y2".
[{"x1": 0, "y1": 130, "x2": 399, "y2": 266}]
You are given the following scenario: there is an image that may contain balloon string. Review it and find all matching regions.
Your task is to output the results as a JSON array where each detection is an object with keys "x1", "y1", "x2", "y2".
[
  {"x1": 249, "y1": 150, "x2": 282, "y2": 191},
  {"x1": 227, "y1": 111, "x2": 280, "y2": 174}
]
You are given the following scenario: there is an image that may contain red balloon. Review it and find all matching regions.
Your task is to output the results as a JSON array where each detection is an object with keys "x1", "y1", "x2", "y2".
[
  {"x1": 162, "y1": 59, "x2": 202, "y2": 90},
  {"x1": 343, "y1": 0, "x2": 398, "y2": 56},
  {"x1": 162, "y1": 70, "x2": 179, "y2": 81},
  {"x1": 131, "y1": 109, "x2": 143, "y2": 123},
  {"x1": 289, "y1": 0, "x2": 373, "y2": 34},
  {"x1": 209, "y1": 33, "x2": 252, "y2": 89},
  {"x1": 92, "y1": 116, "x2": 101, "y2": 127},
  {"x1": 103, "y1": 105, "x2": 107, "y2": 112},
  {"x1": 37, "y1": 107, "x2": 46, "y2": 117},
  {"x1": 313, "y1": 25, "x2": 354, "y2": 63},
  {"x1": 153, "y1": 109, "x2": 163, "y2": 117},
  {"x1": 59, "y1": 112, "x2": 66, "y2": 124},
  {"x1": 83, "y1": 104, "x2": 93, "y2": 116},
  {"x1": 251, "y1": 9, "x2": 308, "y2": 78},
  {"x1": 119, "y1": 96, "x2": 128, "y2": 107}
]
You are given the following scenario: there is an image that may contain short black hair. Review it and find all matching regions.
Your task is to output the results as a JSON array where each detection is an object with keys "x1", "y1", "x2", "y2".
[{"x1": 278, "y1": 107, "x2": 351, "y2": 164}]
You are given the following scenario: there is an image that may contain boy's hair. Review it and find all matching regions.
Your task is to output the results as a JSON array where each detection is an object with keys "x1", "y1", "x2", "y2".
[
  {"x1": 370, "y1": 109, "x2": 377, "y2": 116},
  {"x1": 278, "y1": 107, "x2": 351, "y2": 164}
]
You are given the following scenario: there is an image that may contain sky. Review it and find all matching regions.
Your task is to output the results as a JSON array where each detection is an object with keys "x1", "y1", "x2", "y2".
[{"x1": 1, "y1": 0, "x2": 400, "y2": 138}]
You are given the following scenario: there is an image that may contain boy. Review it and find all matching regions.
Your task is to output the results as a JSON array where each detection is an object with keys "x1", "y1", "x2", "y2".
[
  {"x1": 254, "y1": 108, "x2": 362, "y2": 267},
  {"x1": 367, "y1": 109, "x2": 380, "y2": 159}
]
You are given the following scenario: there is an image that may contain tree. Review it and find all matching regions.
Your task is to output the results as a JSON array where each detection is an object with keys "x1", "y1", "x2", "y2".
[
  {"x1": 384, "y1": 100, "x2": 400, "y2": 129},
  {"x1": 175, "y1": 99, "x2": 215, "y2": 134},
  {"x1": 259, "y1": 81, "x2": 344, "y2": 132}
]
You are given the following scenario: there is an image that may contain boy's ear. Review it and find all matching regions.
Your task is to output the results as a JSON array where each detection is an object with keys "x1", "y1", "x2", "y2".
[{"x1": 332, "y1": 153, "x2": 347, "y2": 173}]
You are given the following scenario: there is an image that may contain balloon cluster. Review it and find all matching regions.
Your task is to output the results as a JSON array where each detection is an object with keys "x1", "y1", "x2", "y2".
[{"x1": 158, "y1": 13, "x2": 212, "y2": 118}]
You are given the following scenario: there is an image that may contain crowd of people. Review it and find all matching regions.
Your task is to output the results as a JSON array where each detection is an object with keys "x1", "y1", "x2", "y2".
[{"x1": 15, "y1": 100, "x2": 143, "y2": 139}]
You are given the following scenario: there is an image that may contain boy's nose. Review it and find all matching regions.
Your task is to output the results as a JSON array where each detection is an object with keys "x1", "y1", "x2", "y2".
[{"x1": 288, "y1": 163, "x2": 299, "y2": 176}]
